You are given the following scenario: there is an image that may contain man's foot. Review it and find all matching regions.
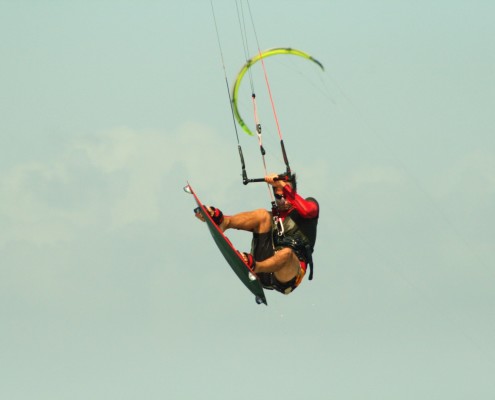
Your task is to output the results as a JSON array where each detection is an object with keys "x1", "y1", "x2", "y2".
[
  {"x1": 194, "y1": 206, "x2": 225, "y2": 227},
  {"x1": 241, "y1": 252, "x2": 256, "y2": 271}
]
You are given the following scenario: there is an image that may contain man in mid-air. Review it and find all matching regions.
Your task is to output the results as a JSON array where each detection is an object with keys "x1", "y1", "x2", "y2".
[{"x1": 195, "y1": 173, "x2": 319, "y2": 294}]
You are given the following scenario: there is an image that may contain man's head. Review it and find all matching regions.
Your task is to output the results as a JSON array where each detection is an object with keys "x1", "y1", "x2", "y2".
[
  {"x1": 288, "y1": 172, "x2": 297, "y2": 192},
  {"x1": 277, "y1": 172, "x2": 297, "y2": 191},
  {"x1": 273, "y1": 172, "x2": 297, "y2": 208}
]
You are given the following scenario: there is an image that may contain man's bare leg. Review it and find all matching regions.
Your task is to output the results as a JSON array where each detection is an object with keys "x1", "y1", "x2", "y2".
[
  {"x1": 249, "y1": 247, "x2": 301, "y2": 283},
  {"x1": 197, "y1": 207, "x2": 272, "y2": 234},
  {"x1": 222, "y1": 209, "x2": 272, "y2": 233}
]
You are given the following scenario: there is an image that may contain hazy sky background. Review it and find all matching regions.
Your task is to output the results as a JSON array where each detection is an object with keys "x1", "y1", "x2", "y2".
[{"x1": 1, "y1": 1, "x2": 494, "y2": 399}]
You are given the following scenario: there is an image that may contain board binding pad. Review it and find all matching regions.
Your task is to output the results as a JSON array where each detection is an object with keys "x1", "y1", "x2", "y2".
[{"x1": 185, "y1": 184, "x2": 267, "y2": 305}]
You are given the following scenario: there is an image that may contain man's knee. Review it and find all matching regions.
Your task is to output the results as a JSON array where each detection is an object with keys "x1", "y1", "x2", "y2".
[{"x1": 253, "y1": 208, "x2": 272, "y2": 232}]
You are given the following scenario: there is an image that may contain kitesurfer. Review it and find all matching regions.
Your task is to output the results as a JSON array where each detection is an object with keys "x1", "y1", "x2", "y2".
[{"x1": 194, "y1": 173, "x2": 319, "y2": 294}]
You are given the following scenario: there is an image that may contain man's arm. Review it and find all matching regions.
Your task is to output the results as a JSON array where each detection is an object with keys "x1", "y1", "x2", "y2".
[{"x1": 283, "y1": 185, "x2": 318, "y2": 218}]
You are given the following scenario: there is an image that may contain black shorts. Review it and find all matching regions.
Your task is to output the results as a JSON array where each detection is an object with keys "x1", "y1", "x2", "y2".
[
  {"x1": 250, "y1": 231, "x2": 274, "y2": 262},
  {"x1": 250, "y1": 232, "x2": 276, "y2": 288}
]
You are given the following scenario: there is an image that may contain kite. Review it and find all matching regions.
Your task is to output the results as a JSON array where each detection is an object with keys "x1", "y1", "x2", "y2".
[{"x1": 231, "y1": 47, "x2": 324, "y2": 137}]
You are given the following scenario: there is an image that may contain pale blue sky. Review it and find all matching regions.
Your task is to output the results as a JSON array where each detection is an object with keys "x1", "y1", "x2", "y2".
[{"x1": 1, "y1": 1, "x2": 494, "y2": 399}]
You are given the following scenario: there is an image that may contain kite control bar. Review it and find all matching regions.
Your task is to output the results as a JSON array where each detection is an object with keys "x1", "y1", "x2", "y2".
[
  {"x1": 242, "y1": 173, "x2": 291, "y2": 185},
  {"x1": 243, "y1": 177, "x2": 265, "y2": 184}
]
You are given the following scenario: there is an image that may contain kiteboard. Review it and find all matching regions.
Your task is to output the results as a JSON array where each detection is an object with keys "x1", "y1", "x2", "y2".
[{"x1": 185, "y1": 183, "x2": 267, "y2": 305}]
